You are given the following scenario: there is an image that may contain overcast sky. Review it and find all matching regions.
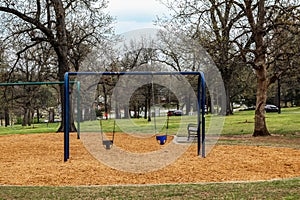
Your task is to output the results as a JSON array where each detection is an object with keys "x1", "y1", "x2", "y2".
[{"x1": 107, "y1": 0, "x2": 169, "y2": 33}]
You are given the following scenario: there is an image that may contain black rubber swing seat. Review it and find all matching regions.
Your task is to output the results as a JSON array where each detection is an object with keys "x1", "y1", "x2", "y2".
[{"x1": 103, "y1": 140, "x2": 113, "y2": 150}]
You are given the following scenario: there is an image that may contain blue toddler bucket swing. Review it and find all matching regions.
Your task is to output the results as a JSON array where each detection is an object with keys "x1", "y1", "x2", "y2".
[
  {"x1": 152, "y1": 75, "x2": 171, "y2": 146},
  {"x1": 156, "y1": 135, "x2": 167, "y2": 145},
  {"x1": 155, "y1": 117, "x2": 169, "y2": 145}
]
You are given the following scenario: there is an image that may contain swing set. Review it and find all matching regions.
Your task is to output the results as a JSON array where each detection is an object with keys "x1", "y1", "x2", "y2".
[
  {"x1": 99, "y1": 107, "x2": 170, "y2": 149},
  {"x1": 64, "y1": 71, "x2": 206, "y2": 162},
  {"x1": 98, "y1": 75, "x2": 170, "y2": 149}
]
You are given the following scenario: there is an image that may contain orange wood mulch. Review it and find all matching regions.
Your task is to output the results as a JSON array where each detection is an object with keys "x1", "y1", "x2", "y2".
[{"x1": 0, "y1": 132, "x2": 299, "y2": 186}]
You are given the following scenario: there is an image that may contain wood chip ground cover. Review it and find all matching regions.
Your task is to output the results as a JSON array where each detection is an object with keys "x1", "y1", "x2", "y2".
[{"x1": 0, "y1": 133, "x2": 299, "y2": 186}]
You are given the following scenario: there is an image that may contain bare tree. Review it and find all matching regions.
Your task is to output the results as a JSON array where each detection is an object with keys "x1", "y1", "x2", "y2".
[
  {"x1": 0, "y1": 40, "x2": 10, "y2": 126},
  {"x1": 156, "y1": 0, "x2": 248, "y2": 115},
  {"x1": 157, "y1": 0, "x2": 300, "y2": 136},
  {"x1": 0, "y1": 0, "x2": 114, "y2": 131},
  {"x1": 235, "y1": 0, "x2": 300, "y2": 136}
]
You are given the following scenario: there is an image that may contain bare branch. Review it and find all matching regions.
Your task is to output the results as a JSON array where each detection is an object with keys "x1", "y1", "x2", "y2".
[
  {"x1": 36, "y1": 0, "x2": 41, "y2": 21},
  {"x1": 0, "y1": 6, "x2": 54, "y2": 42}
]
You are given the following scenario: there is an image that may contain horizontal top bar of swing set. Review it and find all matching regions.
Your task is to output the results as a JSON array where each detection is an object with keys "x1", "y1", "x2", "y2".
[
  {"x1": 65, "y1": 71, "x2": 204, "y2": 77},
  {"x1": 0, "y1": 81, "x2": 77, "y2": 86}
]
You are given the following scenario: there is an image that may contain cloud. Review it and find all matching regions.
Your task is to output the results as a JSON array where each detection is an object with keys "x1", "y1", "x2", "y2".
[
  {"x1": 108, "y1": 0, "x2": 168, "y2": 33},
  {"x1": 115, "y1": 21, "x2": 158, "y2": 34}
]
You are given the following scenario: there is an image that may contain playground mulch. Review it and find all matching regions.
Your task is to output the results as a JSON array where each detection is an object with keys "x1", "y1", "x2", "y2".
[{"x1": 0, "y1": 132, "x2": 300, "y2": 186}]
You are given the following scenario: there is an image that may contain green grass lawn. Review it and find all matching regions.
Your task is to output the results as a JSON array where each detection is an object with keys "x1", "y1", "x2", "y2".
[
  {"x1": 221, "y1": 107, "x2": 300, "y2": 135},
  {"x1": 0, "y1": 122, "x2": 60, "y2": 135},
  {"x1": 1, "y1": 107, "x2": 298, "y2": 137},
  {"x1": 0, "y1": 107, "x2": 299, "y2": 199},
  {"x1": 78, "y1": 107, "x2": 299, "y2": 137},
  {"x1": 0, "y1": 178, "x2": 299, "y2": 199}
]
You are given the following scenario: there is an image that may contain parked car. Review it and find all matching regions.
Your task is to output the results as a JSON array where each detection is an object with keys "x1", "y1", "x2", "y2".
[
  {"x1": 265, "y1": 104, "x2": 279, "y2": 112},
  {"x1": 167, "y1": 110, "x2": 183, "y2": 116}
]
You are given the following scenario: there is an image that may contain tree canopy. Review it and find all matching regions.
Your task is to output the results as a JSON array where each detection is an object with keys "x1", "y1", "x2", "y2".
[
  {"x1": 157, "y1": 0, "x2": 300, "y2": 136},
  {"x1": 0, "y1": 0, "x2": 114, "y2": 131}
]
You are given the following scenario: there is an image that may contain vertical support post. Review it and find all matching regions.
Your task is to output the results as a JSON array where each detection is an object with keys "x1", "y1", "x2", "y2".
[
  {"x1": 200, "y1": 72, "x2": 206, "y2": 158},
  {"x1": 77, "y1": 81, "x2": 81, "y2": 139},
  {"x1": 64, "y1": 72, "x2": 70, "y2": 162},
  {"x1": 197, "y1": 75, "x2": 201, "y2": 156},
  {"x1": 197, "y1": 74, "x2": 201, "y2": 156}
]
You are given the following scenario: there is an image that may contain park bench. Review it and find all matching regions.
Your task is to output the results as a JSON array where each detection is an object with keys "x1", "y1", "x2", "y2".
[{"x1": 187, "y1": 123, "x2": 200, "y2": 140}]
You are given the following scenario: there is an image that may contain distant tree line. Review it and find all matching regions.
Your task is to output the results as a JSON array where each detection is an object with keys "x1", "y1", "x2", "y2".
[{"x1": 0, "y1": 0, "x2": 299, "y2": 137}]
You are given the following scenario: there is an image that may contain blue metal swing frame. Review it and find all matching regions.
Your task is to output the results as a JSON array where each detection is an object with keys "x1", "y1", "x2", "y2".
[{"x1": 64, "y1": 71, "x2": 206, "y2": 161}]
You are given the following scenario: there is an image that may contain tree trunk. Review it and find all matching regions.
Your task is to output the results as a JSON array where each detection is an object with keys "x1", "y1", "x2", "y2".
[
  {"x1": 4, "y1": 108, "x2": 9, "y2": 127},
  {"x1": 186, "y1": 95, "x2": 191, "y2": 115},
  {"x1": 37, "y1": 109, "x2": 40, "y2": 123},
  {"x1": 147, "y1": 96, "x2": 151, "y2": 122},
  {"x1": 49, "y1": 108, "x2": 55, "y2": 123},
  {"x1": 55, "y1": 87, "x2": 77, "y2": 133},
  {"x1": 124, "y1": 105, "x2": 129, "y2": 119},
  {"x1": 22, "y1": 107, "x2": 29, "y2": 126},
  {"x1": 144, "y1": 98, "x2": 147, "y2": 119},
  {"x1": 28, "y1": 109, "x2": 32, "y2": 126},
  {"x1": 225, "y1": 83, "x2": 233, "y2": 115},
  {"x1": 137, "y1": 104, "x2": 140, "y2": 119},
  {"x1": 246, "y1": 0, "x2": 270, "y2": 137},
  {"x1": 253, "y1": 65, "x2": 270, "y2": 137},
  {"x1": 115, "y1": 100, "x2": 120, "y2": 119},
  {"x1": 52, "y1": 0, "x2": 76, "y2": 132}
]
